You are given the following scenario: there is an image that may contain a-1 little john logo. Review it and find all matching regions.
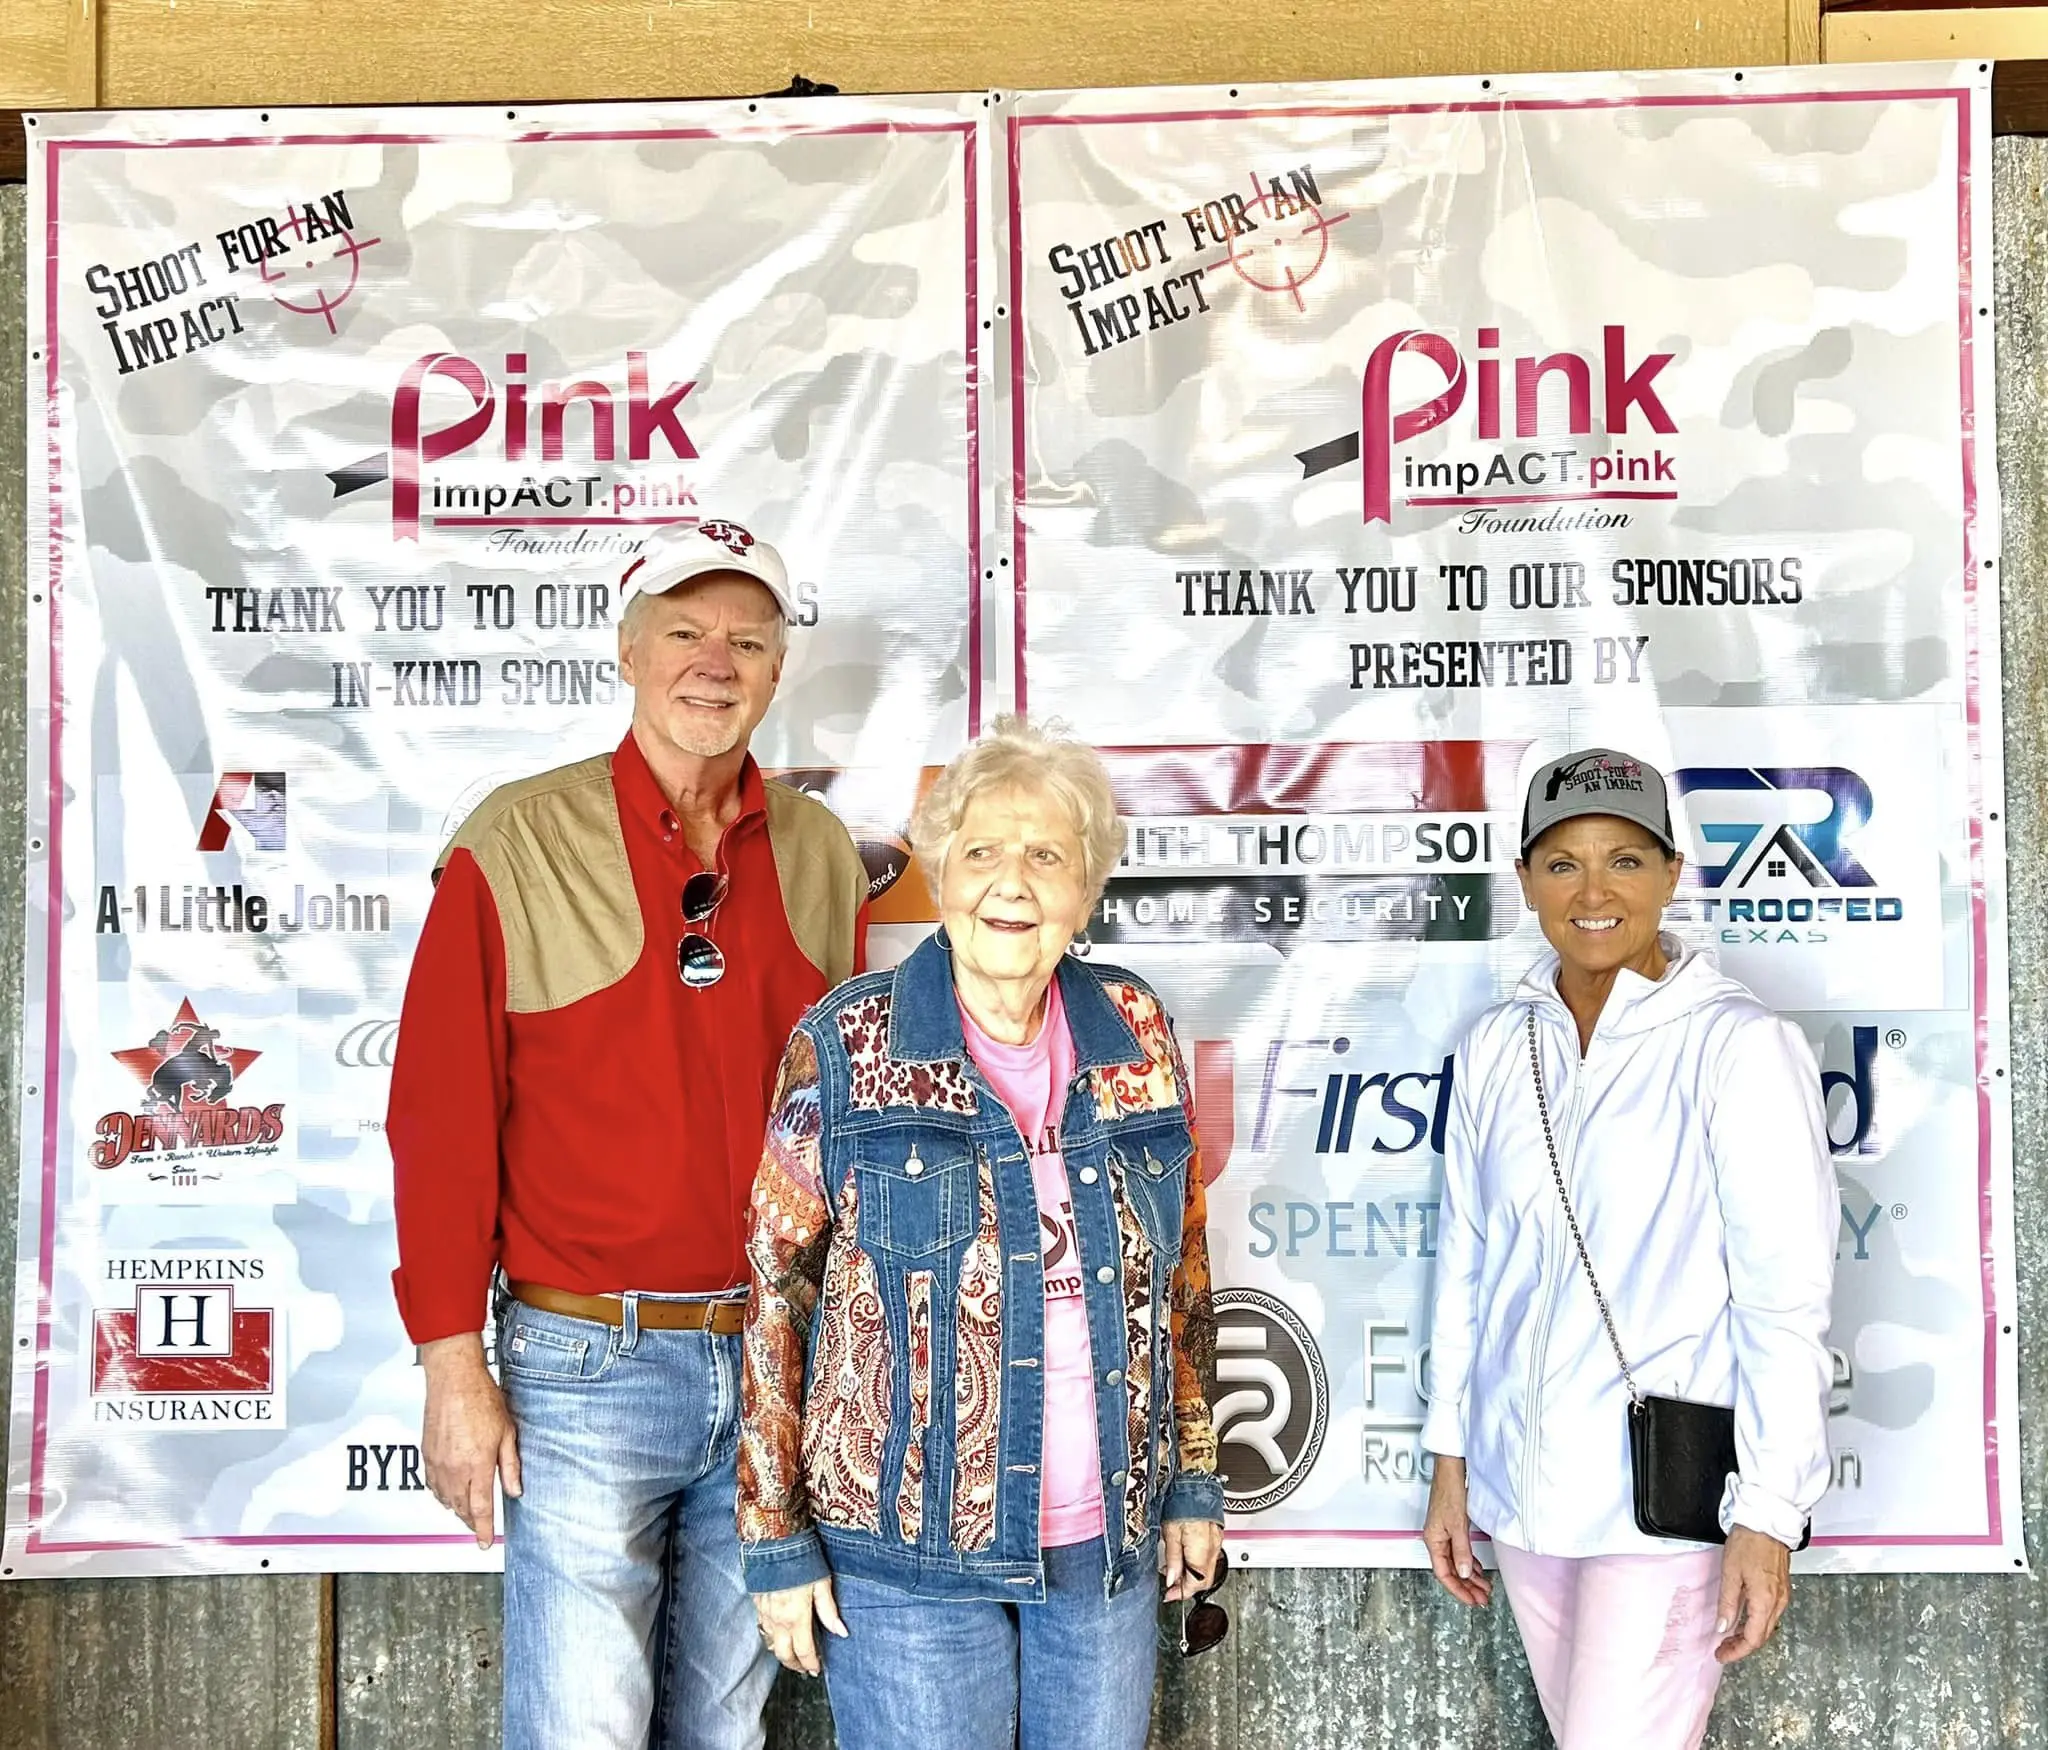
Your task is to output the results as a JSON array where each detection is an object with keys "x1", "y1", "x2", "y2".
[
  {"x1": 1296, "y1": 325, "x2": 1680, "y2": 529},
  {"x1": 197, "y1": 772, "x2": 286, "y2": 851},
  {"x1": 93, "y1": 998, "x2": 285, "y2": 1180}
]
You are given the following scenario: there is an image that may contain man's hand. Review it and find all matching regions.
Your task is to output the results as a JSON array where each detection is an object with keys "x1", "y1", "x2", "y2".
[
  {"x1": 1163, "y1": 1518, "x2": 1224, "y2": 1602},
  {"x1": 1421, "y1": 1456, "x2": 1492, "y2": 1607},
  {"x1": 419, "y1": 1333, "x2": 520, "y2": 1550},
  {"x1": 1714, "y1": 1526, "x2": 1792, "y2": 1663},
  {"x1": 753, "y1": 1580, "x2": 847, "y2": 1677}
]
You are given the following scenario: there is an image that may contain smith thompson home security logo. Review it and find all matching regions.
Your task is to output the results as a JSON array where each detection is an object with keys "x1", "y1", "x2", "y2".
[
  {"x1": 1296, "y1": 323, "x2": 1682, "y2": 534},
  {"x1": 324, "y1": 349, "x2": 706, "y2": 548},
  {"x1": 91, "y1": 998, "x2": 286, "y2": 1184}
]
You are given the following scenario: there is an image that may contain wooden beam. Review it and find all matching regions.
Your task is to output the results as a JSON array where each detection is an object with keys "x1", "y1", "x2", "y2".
[
  {"x1": 67, "y1": 0, "x2": 99, "y2": 106},
  {"x1": 1827, "y1": 1, "x2": 2043, "y2": 12},
  {"x1": 1827, "y1": 5, "x2": 2048, "y2": 55},
  {"x1": 1790, "y1": 0, "x2": 1824, "y2": 60}
]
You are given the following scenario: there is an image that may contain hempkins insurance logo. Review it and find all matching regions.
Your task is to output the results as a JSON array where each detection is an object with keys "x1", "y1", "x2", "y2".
[
  {"x1": 92, "y1": 1261, "x2": 283, "y2": 1428},
  {"x1": 325, "y1": 350, "x2": 703, "y2": 547},
  {"x1": 1296, "y1": 324, "x2": 1680, "y2": 534},
  {"x1": 93, "y1": 998, "x2": 285, "y2": 1183}
]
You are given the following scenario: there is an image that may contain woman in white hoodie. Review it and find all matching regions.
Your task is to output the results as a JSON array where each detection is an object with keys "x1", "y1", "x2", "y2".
[{"x1": 1420, "y1": 748, "x2": 1837, "y2": 1750}]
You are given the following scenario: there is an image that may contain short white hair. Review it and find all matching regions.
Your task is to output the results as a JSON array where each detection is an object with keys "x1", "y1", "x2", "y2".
[
  {"x1": 910, "y1": 714, "x2": 1125, "y2": 902},
  {"x1": 618, "y1": 574, "x2": 789, "y2": 648}
]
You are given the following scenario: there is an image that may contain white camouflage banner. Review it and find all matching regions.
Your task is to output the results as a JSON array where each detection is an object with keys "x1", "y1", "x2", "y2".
[
  {"x1": 996, "y1": 63, "x2": 2019, "y2": 1573},
  {"x1": 7, "y1": 63, "x2": 2019, "y2": 1577},
  {"x1": 8, "y1": 94, "x2": 988, "y2": 1576}
]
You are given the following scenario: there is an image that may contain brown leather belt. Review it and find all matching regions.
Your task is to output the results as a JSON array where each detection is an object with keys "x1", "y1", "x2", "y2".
[{"x1": 507, "y1": 1281, "x2": 747, "y2": 1334}]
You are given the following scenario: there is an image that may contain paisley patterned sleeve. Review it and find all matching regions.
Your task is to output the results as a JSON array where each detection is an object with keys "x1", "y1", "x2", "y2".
[
  {"x1": 1166, "y1": 1025, "x2": 1221, "y2": 1489},
  {"x1": 737, "y1": 1028, "x2": 833, "y2": 1555}
]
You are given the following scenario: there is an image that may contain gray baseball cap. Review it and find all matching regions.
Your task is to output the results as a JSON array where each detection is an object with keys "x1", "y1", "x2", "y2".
[{"x1": 1520, "y1": 748, "x2": 1676, "y2": 856}]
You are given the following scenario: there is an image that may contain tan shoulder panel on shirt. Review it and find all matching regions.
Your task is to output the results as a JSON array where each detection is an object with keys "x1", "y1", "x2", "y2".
[
  {"x1": 439, "y1": 754, "x2": 642, "y2": 1015},
  {"x1": 762, "y1": 778, "x2": 869, "y2": 988}
]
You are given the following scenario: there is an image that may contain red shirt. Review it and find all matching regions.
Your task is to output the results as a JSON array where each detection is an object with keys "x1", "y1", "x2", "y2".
[{"x1": 388, "y1": 734, "x2": 862, "y2": 1345}]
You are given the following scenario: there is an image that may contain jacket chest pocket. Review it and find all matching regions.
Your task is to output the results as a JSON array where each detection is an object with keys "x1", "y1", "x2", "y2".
[
  {"x1": 1109, "y1": 1128, "x2": 1192, "y2": 1266},
  {"x1": 855, "y1": 1141, "x2": 979, "y2": 1259}
]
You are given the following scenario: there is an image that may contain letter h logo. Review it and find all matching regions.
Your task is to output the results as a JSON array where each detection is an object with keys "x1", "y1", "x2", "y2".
[{"x1": 135, "y1": 1285, "x2": 236, "y2": 1357}]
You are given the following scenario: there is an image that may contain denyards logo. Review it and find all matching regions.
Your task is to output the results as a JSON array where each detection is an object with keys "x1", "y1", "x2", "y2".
[
  {"x1": 1211, "y1": 1288, "x2": 1329, "y2": 1512},
  {"x1": 93, "y1": 998, "x2": 285, "y2": 1182}
]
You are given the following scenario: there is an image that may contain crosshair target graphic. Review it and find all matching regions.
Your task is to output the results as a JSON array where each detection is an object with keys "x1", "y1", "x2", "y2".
[
  {"x1": 257, "y1": 205, "x2": 384, "y2": 333},
  {"x1": 1225, "y1": 171, "x2": 1351, "y2": 312}
]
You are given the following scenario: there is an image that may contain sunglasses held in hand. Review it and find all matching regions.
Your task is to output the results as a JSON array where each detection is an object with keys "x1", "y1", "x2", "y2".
[{"x1": 1179, "y1": 1548, "x2": 1230, "y2": 1657}]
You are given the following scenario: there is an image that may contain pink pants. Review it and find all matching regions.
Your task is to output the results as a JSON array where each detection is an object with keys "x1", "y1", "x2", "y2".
[{"x1": 1492, "y1": 1541, "x2": 1726, "y2": 1750}]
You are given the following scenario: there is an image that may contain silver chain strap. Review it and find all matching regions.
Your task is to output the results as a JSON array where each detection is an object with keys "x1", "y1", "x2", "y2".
[{"x1": 1524, "y1": 1010, "x2": 1642, "y2": 1406}]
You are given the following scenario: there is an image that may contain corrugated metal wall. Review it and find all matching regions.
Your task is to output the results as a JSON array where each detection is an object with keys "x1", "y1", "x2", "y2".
[{"x1": 1, "y1": 139, "x2": 2044, "y2": 1746}]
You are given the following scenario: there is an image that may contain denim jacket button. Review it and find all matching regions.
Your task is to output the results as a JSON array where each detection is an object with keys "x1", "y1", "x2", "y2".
[
  {"x1": 1104, "y1": 1368, "x2": 1123, "y2": 1386},
  {"x1": 1096, "y1": 1266, "x2": 1115, "y2": 1284},
  {"x1": 1078, "y1": 1167, "x2": 1098, "y2": 1185},
  {"x1": 904, "y1": 1151, "x2": 925, "y2": 1178},
  {"x1": 1144, "y1": 1152, "x2": 1164, "y2": 1176},
  {"x1": 1112, "y1": 1469, "x2": 1128, "y2": 1486}
]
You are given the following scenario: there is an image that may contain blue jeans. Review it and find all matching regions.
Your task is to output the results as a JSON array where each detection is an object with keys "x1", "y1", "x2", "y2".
[
  {"x1": 821, "y1": 1540, "x2": 1159, "y2": 1750},
  {"x1": 498, "y1": 1294, "x2": 776, "y2": 1750}
]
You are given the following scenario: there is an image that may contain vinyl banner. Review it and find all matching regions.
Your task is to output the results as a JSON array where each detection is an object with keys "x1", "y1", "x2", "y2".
[
  {"x1": 998, "y1": 64, "x2": 2019, "y2": 1571},
  {"x1": 9, "y1": 96, "x2": 987, "y2": 1575}
]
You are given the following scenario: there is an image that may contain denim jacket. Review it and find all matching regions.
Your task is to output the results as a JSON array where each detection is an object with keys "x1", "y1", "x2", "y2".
[{"x1": 737, "y1": 933, "x2": 1222, "y2": 1602}]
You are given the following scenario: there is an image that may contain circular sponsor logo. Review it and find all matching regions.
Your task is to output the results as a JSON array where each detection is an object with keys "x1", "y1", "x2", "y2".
[
  {"x1": 771, "y1": 768, "x2": 911, "y2": 903},
  {"x1": 1210, "y1": 1287, "x2": 1328, "y2": 1513},
  {"x1": 335, "y1": 1019, "x2": 399, "y2": 1070}
]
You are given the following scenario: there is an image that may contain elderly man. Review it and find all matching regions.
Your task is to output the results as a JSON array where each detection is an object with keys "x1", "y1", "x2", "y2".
[{"x1": 388, "y1": 520, "x2": 870, "y2": 1750}]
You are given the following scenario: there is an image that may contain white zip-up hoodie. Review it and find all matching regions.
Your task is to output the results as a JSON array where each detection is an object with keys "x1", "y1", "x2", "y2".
[{"x1": 1422, "y1": 935, "x2": 1837, "y2": 1554}]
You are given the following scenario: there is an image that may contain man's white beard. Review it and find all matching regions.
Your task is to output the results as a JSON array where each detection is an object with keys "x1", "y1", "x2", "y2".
[{"x1": 665, "y1": 716, "x2": 745, "y2": 759}]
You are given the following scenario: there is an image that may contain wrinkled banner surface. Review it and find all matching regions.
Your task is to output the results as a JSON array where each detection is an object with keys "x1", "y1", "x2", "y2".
[
  {"x1": 996, "y1": 63, "x2": 2018, "y2": 1572},
  {"x1": 8, "y1": 95, "x2": 987, "y2": 1575},
  {"x1": 8, "y1": 63, "x2": 2020, "y2": 1578}
]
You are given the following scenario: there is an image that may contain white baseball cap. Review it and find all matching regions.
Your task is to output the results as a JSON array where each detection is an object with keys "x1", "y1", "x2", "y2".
[{"x1": 620, "y1": 520, "x2": 794, "y2": 620}]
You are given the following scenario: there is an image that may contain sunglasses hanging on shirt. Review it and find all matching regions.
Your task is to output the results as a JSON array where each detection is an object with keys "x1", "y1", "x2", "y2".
[{"x1": 678, "y1": 869, "x2": 730, "y2": 990}]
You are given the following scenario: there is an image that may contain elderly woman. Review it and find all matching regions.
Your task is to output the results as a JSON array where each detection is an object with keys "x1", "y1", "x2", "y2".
[
  {"x1": 1421, "y1": 748, "x2": 1837, "y2": 1750},
  {"x1": 736, "y1": 714, "x2": 1224, "y2": 1750}
]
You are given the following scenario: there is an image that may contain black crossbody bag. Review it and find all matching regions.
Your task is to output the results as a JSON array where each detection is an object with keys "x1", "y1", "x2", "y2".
[{"x1": 1524, "y1": 1011, "x2": 1810, "y2": 1550}]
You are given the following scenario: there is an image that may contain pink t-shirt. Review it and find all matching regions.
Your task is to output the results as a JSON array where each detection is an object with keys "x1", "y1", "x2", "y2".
[{"x1": 958, "y1": 976, "x2": 1106, "y2": 1547}]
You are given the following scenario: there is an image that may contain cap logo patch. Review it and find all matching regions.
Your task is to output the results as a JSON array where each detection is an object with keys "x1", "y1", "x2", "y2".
[
  {"x1": 1545, "y1": 753, "x2": 1645, "y2": 800},
  {"x1": 697, "y1": 519, "x2": 756, "y2": 559}
]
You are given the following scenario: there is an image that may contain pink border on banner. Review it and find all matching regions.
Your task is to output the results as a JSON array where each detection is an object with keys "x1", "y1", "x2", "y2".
[
  {"x1": 25, "y1": 114, "x2": 981, "y2": 1560},
  {"x1": 1007, "y1": 85, "x2": 2003, "y2": 1554}
]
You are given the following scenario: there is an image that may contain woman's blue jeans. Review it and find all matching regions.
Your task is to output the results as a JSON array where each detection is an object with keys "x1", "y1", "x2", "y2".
[{"x1": 821, "y1": 1538, "x2": 1160, "y2": 1750}]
